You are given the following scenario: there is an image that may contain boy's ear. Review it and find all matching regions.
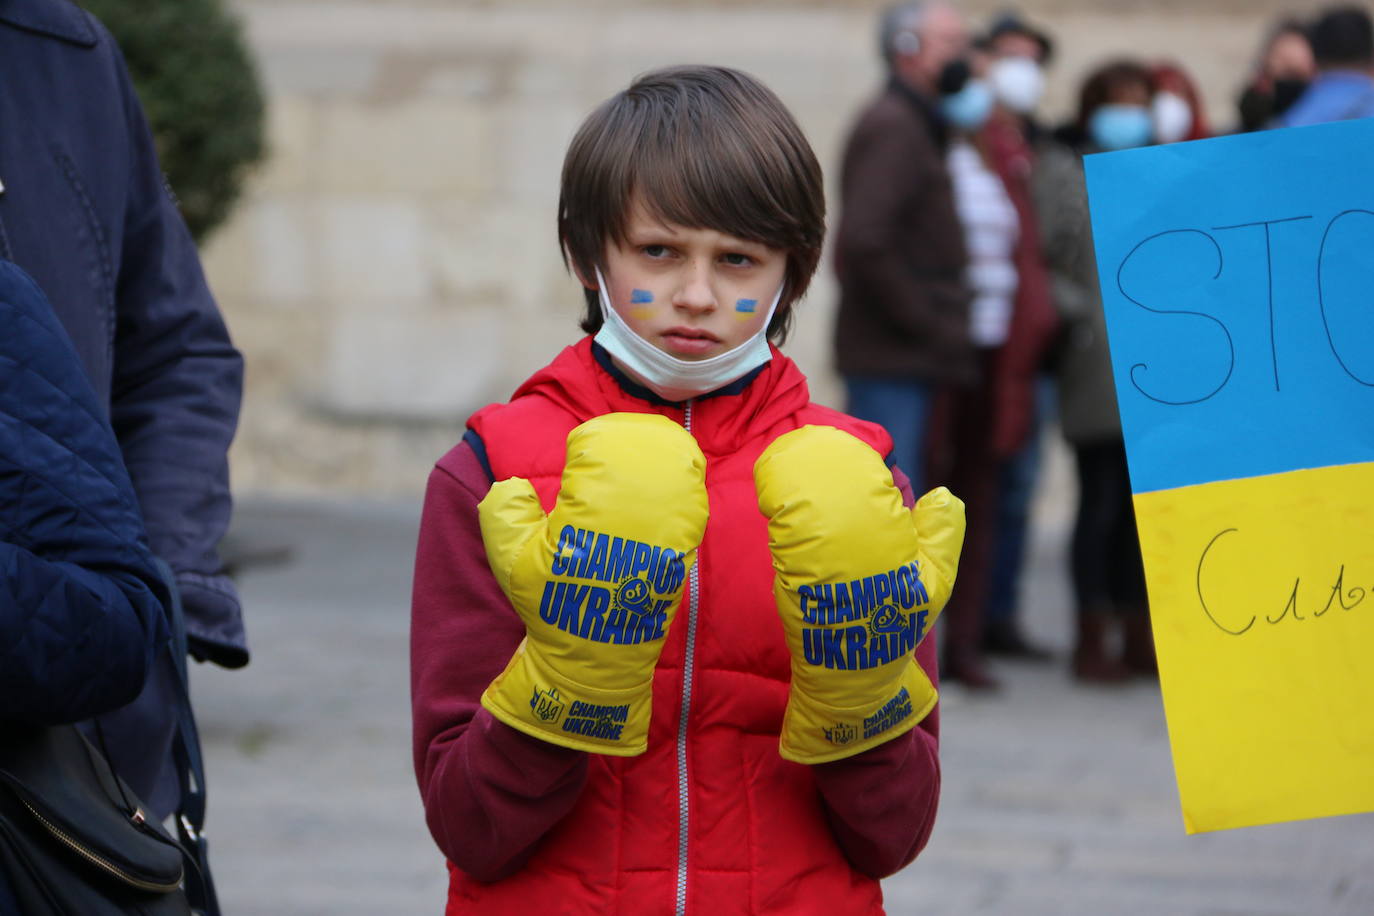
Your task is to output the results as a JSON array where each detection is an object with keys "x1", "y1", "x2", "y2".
[
  {"x1": 572, "y1": 263, "x2": 597, "y2": 291},
  {"x1": 566, "y1": 247, "x2": 598, "y2": 291}
]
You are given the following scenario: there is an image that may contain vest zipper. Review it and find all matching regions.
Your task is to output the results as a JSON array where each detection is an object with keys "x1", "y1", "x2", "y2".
[{"x1": 675, "y1": 400, "x2": 698, "y2": 916}]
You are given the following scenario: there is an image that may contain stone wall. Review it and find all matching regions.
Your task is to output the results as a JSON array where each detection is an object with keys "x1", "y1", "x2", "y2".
[{"x1": 205, "y1": 0, "x2": 1316, "y2": 497}]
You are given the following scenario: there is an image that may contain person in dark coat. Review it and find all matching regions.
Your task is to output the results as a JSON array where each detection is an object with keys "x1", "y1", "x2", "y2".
[
  {"x1": 0, "y1": 259, "x2": 170, "y2": 910},
  {"x1": 833, "y1": 1, "x2": 976, "y2": 496},
  {"x1": 0, "y1": 0, "x2": 245, "y2": 815}
]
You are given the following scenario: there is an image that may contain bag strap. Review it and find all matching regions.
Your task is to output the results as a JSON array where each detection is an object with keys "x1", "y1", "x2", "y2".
[{"x1": 152, "y1": 558, "x2": 221, "y2": 916}]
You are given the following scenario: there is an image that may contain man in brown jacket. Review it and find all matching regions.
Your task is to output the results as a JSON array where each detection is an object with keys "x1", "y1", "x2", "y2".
[
  {"x1": 833, "y1": 1, "x2": 976, "y2": 497},
  {"x1": 833, "y1": 2, "x2": 983, "y2": 681}
]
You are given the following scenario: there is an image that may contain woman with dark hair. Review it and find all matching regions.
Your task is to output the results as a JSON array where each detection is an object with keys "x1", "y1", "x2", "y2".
[{"x1": 1032, "y1": 60, "x2": 1156, "y2": 683}]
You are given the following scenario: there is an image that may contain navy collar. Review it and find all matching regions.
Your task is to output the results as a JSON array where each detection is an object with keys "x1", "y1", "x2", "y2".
[
  {"x1": 590, "y1": 341, "x2": 768, "y2": 408},
  {"x1": 0, "y1": 0, "x2": 99, "y2": 47}
]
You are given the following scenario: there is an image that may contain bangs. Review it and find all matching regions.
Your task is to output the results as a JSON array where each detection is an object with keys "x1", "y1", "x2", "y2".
[{"x1": 607, "y1": 75, "x2": 821, "y2": 256}]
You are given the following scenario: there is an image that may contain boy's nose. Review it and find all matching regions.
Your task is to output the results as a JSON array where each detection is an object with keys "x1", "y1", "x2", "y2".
[{"x1": 672, "y1": 262, "x2": 717, "y2": 315}]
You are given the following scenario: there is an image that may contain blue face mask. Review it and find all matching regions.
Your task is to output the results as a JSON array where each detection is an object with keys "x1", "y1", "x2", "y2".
[
  {"x1": 941, "y1": 79, "x2": 994, "y2": 131},
  {"x1": 1089, "y1": 104, "x2": 1154, "y2": 151}
]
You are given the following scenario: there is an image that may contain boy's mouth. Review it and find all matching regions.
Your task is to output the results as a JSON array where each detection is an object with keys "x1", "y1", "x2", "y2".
[
  {"x1": 661, "y1": 326, "x2": 722, "y2": 356},
  {"x1": 663, "y1": 326, "x2": 721, "y2": 341}
]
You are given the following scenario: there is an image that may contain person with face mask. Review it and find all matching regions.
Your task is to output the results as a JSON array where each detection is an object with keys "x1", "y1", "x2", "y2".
[
  {"x1": 1278, "y1": 5, "x2": 1374, "y2": 128},
  {"x1": 966, "y1": 10, "x2": 1062, "y2": 664},
  {"x1": 984, "y1": 11, "x2": 1053, "y2": 130},
  {"x1": 931, "y1": 51, "x2": 1027, "y2": 683},
  {"x1": 832, "y1": 4, "x2": 996, "y2": 687},
  {"x1": 925, "y1": 33, "x2": 1059, "y2": 679},
  {"x1": 1237, "y1": 18, "x2": 1317, "y2": 131},
  {"x1": 1033, "y1": 61, "x2": 1157, "y2": 683},
  {"x1": 832, "y1": 1, "x2": 976, "y2": 498}
]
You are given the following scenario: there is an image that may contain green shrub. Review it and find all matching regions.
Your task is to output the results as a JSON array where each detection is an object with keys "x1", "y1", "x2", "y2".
[{"x1": 84, "y1": 0, "x2": 267, "y2": 243}]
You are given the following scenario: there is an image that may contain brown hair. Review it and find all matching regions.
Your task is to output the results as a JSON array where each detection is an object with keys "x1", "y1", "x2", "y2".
[{"x1": 557, "y1": 65, "x2": 825, "y2": 343}]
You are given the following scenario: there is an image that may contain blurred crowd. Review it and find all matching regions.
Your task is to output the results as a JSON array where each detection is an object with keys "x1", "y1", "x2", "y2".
[{"x1": 833, "y1": 4, "x2": 1374, "y2": 690}]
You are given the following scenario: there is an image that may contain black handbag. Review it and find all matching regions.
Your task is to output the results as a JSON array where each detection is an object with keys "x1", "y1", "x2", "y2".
[{"x1": 0, "y1": 723, "x2": 193, "y2": 915}]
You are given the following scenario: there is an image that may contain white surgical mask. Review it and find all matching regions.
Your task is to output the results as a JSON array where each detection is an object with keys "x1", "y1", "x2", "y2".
[
  {"x1": 593, "y1": 267, "x2": 784, "y2": 402},
  {"x1": 1152, "y1": 91, "x2": 1193, "y2": 144},
  {"x1": 988, "y1": 56, "x2": 1045, "y2": 114}
]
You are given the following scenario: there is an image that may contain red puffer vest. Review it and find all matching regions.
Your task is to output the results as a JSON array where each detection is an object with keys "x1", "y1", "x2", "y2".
[{"x1": 454, "y1": 339, "x2": 895, "y2": 915}]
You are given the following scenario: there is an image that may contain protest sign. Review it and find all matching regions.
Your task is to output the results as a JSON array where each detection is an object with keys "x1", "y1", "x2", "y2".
[{"x1": 1084, "y1": 118, "x2": 1374, "y2": 834}]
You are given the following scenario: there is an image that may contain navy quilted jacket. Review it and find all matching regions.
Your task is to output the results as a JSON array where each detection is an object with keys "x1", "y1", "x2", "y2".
[
  {"x1": 0, "y1": 258, "x2": 166, "y2": 726},
  {"x1": 0, "y1": 0, "x2": 245, "y2": 667}
]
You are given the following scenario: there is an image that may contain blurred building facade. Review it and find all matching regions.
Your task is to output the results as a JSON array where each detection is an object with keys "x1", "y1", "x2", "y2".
[{"x1": 207, "y1": 0, "x2": 1304, "y2": 497}]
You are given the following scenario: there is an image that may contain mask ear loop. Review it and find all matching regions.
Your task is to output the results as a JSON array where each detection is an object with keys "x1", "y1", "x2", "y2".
[
  {"x1": 596, "y1": 265, "x2": 623, "y2": 322},
  {"x1": 758, "y1": 281, "x2": 786, "y2": 341}
]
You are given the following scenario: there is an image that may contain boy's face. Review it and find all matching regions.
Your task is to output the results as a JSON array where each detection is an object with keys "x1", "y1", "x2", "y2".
[{"x1": 596, "y1": 197, "x2": 788, "y2": 361}]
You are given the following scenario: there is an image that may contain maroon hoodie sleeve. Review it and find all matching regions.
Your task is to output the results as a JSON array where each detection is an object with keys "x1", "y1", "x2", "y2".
[
  {"x1": 811, "y1": 464, "x2": 941, "y2": 878},
  {"x1": 410, "y1": 440, "x2": 589, "y2": 882}
]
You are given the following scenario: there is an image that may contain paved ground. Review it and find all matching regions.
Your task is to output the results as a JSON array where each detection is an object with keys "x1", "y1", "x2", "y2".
[{"x1": 195, "y1": 456, "x2": 1374, "y2": 915}]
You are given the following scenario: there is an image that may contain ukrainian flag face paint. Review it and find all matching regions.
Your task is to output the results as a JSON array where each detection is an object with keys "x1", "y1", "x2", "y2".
[
  {"x1": 629, "y1": 289, "x2": 656, "y2": 321},
  {"x1": 734, "y1": 298, "x2": 759, "y2": 321}
]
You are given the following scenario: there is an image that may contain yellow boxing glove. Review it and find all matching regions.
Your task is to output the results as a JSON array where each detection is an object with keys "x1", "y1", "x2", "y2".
[
  {"x1": 755, "y1": 425, "x2": 964, "y2": 764},
  {"x1": 479, "y1": 412, "x2": 708, "y2": 755}
]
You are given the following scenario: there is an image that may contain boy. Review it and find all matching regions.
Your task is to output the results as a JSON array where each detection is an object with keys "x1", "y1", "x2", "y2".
[{"x1": 411, "y1": 65, "x2": 963, "y2": 915}]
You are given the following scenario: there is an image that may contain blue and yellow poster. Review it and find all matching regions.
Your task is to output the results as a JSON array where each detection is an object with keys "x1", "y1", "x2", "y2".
[{"x1": 1084, "y1": 118, "x2": 1374, "y2": 834}]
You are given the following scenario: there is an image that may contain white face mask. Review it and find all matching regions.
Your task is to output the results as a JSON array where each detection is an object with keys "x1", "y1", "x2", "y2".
[
  {"x1": 1152, "y1": 91, "x2": 1193, "y2": 144},
  {"x1": 988, "y1": 56, "x2": 1045, "y2": 114},
  {"x1": 592, "y1": 267, "x2": 784, "y2": 403}
]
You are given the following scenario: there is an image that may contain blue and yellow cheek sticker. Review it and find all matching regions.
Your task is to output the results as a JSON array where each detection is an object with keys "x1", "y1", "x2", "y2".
[
  {"x1": 629, "y1": 289, "x2": 655, "y2": 321},
  {"x1": 734, "y1": 298, "x2": 758, "y2": 321},
  {"x1": 1085, "y1": 117, "x2": 1374, "y2": 834}
]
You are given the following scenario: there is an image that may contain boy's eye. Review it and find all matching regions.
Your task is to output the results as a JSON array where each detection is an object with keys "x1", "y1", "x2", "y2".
[
  {"x1": 722, "y1": 252, "x2": 755, "y2": 267},
  {"x1": 642, "y1": 244, "x2": 671, "y2": 258}
]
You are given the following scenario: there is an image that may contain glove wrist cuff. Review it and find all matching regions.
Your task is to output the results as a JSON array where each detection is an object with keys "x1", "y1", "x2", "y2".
[
  {"x1": 779, "y1": 663, "x2": 937, "y2": 764},
  {"x1": 482, "y1": 646, "x2": 654, "y2": 756}
]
